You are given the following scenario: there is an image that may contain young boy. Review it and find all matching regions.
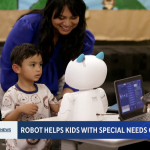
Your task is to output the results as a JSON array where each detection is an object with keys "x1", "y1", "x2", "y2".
[{"x1": 1, "y1": 43, "x2": 60, "y2": 150}]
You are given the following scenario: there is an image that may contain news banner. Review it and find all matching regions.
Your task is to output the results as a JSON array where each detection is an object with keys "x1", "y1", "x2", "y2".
[{"x1": 1, "y1": 121, "x2": 150, "y2": 139}]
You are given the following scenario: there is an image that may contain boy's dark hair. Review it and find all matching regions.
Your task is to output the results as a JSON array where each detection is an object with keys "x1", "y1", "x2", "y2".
[{"x1": 10, "y1": 43, "x2": 42, "y2": 66}]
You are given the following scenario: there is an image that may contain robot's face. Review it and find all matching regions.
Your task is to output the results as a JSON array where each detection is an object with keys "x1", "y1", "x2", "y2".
[{"x1": 65, "y1": 52, "x2": 107, "y2": 90}]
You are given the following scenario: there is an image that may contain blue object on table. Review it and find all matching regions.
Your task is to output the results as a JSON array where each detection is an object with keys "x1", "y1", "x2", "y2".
[{"x1": 107, "y1": 103, "x2": 118, "y2": 113}]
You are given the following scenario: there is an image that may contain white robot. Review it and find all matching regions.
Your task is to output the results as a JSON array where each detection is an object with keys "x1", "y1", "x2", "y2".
[{"x1": 58, "y1": 52, "x2": 108, "y2": 121}]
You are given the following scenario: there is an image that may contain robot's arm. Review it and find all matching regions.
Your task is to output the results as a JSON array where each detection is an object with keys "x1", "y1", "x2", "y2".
[
  {"x1": 97, "y1": 88, "x2": 108, "y2": 112},
  {"x1": 58, "y1": 93, "x2": 75, "y2": 121}
]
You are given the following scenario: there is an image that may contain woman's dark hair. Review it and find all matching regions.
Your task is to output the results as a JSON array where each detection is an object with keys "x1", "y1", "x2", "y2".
[{"x1": 18, "y1": 0, "x2": 86, "y2": 67}]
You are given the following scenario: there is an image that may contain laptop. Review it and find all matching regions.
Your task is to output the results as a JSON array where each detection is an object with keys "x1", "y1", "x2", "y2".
[{"x1": 114, "y1": 75, "x2": 150, "y2": 121}]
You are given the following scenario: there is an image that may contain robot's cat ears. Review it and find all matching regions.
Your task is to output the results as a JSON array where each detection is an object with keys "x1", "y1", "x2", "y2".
[
  {"x1": 76, "y1": 54, "x2": 85, "y2": 63},
  {"x1": 77, "y1": 52, "x2": 104, "y2": 63},
  {"x1": 96, "y1": 51, "x2": 104, "y2": 60}
]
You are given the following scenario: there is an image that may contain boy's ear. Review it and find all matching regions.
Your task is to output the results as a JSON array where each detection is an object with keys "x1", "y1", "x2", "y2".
[{"x1": 12, "y1": 64, "x2": 21, "y2": 74}]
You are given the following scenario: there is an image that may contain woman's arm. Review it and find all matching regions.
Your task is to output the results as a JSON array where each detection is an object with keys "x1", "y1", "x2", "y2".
[
  {"x1": 82, "y1": 30, "x2": 95, "y2": 55},
  {"x1": 61, "y1": 88, "x2": 73, "y2": 97},
  {"x1": 1, "y1": 18, "x2": 35, "y2": 91}
]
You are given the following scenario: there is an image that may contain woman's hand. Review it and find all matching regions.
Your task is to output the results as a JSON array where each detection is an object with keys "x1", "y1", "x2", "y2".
[{"x1": 17, "y1": 104, "x2": 38, "y2": 115}]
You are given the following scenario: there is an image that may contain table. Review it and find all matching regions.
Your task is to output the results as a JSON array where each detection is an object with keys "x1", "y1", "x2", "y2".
[{"x1": 36, "y1": 114, "x2": 149, "y2": 150}]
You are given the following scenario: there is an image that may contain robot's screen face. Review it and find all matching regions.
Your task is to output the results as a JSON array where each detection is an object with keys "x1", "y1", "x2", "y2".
[{"x1": 65, "y1": 55, "x2": 107, "y2": 90}]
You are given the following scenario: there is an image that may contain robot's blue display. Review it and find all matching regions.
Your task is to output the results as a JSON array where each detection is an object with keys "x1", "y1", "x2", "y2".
[{"x1": 58, "y1": 52, "x2": 108, "y2": 121}]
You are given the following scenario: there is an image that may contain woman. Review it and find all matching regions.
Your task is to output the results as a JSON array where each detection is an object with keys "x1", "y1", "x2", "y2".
[{"x1": 1, "y1": 0, "x2": 95, "y2": 99}]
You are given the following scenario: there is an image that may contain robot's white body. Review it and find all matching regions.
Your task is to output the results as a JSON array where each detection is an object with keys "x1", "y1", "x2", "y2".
[
  {"x1": 58, "y1": 89, "x2": 108, "y2": 121},
  {"x1": 58, "y1": 52, "x2": 108, "y2": 121}
]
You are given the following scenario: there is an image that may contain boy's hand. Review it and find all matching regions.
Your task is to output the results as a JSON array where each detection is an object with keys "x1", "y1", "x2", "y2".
[
  {"x1": 51, "y1": 99, "x2": 62, "y2": 116},
  {"x1": 17, "y1": 104, "x2": 38, "y2": 115}
]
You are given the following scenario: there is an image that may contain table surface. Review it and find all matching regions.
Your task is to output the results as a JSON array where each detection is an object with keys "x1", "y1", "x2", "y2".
[
  {"x1": 35, "y1": 114, "x2": 148, "y2": 148},
  {"x1": 36, "y1": 113, "x2": 119, "y2": 121}
]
